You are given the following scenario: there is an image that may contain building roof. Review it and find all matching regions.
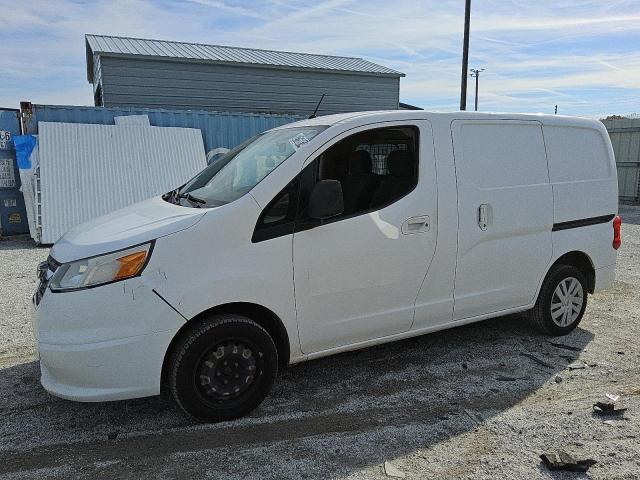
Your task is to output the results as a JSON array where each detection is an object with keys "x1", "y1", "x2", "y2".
[
  {"x1": 85, "y1": 34, "x2": 404, "y2": 83},
  {"x1": 399, "y1": 102, "x2": 423, "y2": 110}
]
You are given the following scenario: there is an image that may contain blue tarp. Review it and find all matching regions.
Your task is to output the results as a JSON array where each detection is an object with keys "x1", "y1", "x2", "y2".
[{"x1": 13, "y1": 135, "x2": 37, "y2": 169}]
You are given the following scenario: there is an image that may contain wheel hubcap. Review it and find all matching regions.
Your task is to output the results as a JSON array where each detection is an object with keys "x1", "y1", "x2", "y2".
[
  {"x1": 550, "y1": 277, "x2": 584, "y2": 327},
  {"x1": 196, "y1": 342, "x2": 259, "y2": 401}
]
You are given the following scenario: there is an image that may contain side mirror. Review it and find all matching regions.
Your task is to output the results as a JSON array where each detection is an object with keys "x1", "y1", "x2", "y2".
[{"x1": 308, "y1": 180, "x2": 344, "y2": 220}]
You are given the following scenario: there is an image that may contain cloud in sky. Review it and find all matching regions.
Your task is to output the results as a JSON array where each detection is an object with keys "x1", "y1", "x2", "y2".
[{"x1": 1, "y1": 0, "x2": 639, "y2": 117}]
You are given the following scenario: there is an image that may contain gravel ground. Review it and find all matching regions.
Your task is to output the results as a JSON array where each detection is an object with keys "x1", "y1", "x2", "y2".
[{"x1": 0, "y1": 206, "x2": 639, "y2": 479}]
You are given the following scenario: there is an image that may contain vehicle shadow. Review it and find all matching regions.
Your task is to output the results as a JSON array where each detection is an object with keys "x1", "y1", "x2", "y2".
[{"x1": 0, "y1": 314, "x2": 594, "y2": 479}]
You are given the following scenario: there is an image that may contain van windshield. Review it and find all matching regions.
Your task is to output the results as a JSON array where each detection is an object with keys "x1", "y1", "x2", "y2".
[{"x1": 174, "y1": 126, "x2": 327, "y2": 207}]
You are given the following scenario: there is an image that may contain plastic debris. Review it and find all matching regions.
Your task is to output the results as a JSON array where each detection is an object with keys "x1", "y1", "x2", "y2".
[
  {"x1": 384, "y1": 461, "x2": 406, "y2": 478},
  {"x1": 594, "y1": 394, "x2": 627, "y2": 417},
  {"x1": 594, "y1": 401, "x2": 627, "y2": 416},
  {"x1": 540, "y1": 451, "x2": 597, "y2": 472}
]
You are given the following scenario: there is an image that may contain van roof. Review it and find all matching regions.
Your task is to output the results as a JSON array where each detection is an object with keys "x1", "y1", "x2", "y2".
[{"x1": 277, "y1": 110, "x2": 603, "y2": 131}]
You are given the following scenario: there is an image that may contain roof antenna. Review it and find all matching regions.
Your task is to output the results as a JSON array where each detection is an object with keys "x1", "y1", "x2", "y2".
[{"x1": 309, "y1": 94, "x2": 326, "y2": 119}]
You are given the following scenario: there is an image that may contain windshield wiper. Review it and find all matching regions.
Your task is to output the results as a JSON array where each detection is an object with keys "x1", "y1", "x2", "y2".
[{"x1": 176, "y1": 192, "x2": 207, "y2": 207}]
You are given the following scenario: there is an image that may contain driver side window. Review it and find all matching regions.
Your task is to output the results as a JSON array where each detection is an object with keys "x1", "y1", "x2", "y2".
[
  {"x1": 310, "y1": 125, "x2": 419, "y2": 220},
  {"x1": 252, "y1": 125, "x2": 420, "y2": 242}
]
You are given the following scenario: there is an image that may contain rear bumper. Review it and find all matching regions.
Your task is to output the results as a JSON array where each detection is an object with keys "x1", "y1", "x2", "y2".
[{"x1": 594, "y1": 264, "x2": 616, "y2": 292}]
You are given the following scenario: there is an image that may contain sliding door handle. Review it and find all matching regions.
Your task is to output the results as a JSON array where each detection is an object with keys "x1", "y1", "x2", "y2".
[{"x1": 478, "y1": 204, "x2": 488, "y2": 231}]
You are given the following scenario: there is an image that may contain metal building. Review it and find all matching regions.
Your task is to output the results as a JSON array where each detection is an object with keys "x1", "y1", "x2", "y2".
[{"x1": 85, "y1": 34, "x2": 404, "y2": 116}]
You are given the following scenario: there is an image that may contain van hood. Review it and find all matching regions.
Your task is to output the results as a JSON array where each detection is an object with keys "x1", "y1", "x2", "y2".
[{"x1": 50, "y1": 196, "x2": 206, "y2": 263}]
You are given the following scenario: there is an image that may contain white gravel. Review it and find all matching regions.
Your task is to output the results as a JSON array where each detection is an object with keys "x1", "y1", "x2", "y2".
[{"x1": 0, "y1": 206, "x2": 639, "y2": 479}]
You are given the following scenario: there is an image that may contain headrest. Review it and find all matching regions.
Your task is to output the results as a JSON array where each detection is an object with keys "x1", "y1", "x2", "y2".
[
  {"x1": 387, "y1": 150, "x2": 414, "y2": 177},
  {"x1": 348, "y1": 150, "x2": 372, "y2": 174}
]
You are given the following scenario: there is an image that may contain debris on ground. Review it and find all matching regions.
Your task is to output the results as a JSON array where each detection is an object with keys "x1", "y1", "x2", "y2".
[
  {"x1": 559, "y1": 354, "x2": 577, "y2": 362},
  {"x1": 594, "y1": 401, "x2": 627, "y2": 415},
  {"x1": 463, "y1": 408, "x2": 483, "y2": 426},
  {"x1": 496, "y1": 375, "x2": 529, "y2": 382},
  {"x1": 567, "y1": 361, "x2": 587, "y2": 370},
  {"x1": 549, "y1": 342, "x2": 583, "y2": 352},
  {"x1": 520, "y1": 352, "x2": 555, "y2": 369},
  {"x1": 554, "y1": 375, "x2": 563, "y2": 383},
  {"x1": 383, "y1": 461, "x2": 406, "y2": 478},
  {"x1": 540, "y1": 451, "x2": 597, "y2": 472},
  {"x1": 593, "y1": 394, "x2": 628, "y2": 417}
]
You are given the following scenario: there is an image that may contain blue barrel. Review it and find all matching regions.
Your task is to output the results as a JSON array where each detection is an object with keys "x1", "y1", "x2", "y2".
[{"x1": 0, "y1": 108, "x2": 29, "y2": 235}]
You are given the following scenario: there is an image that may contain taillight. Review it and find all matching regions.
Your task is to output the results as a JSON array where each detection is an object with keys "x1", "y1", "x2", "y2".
[{"x1": 613, "y1": 215, "x2": 622, "y2": 250}]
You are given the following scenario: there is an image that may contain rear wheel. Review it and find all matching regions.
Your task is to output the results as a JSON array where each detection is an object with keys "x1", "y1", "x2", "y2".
[
  {"x1": 168, "y1": 314, "x2": 278, "y2": 421},
  {"x1": 528, "y1": 265, "x2": 588, "y2": 335}
]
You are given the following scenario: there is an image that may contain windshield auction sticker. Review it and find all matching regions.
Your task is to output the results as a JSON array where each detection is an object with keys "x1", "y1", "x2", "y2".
[{"x1": 289, "y1": 133, "x2": 310, "y2": 151}]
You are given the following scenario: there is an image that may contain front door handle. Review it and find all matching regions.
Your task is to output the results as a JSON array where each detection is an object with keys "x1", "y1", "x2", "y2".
[{"x1": 402, "y1": 215, "x2": 430, "y2": 234}]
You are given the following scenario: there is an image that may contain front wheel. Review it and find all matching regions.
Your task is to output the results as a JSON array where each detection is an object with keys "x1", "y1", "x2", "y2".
[
  {"x1": 168, "y1": 314, "x2": 278, "y2": 421},
  {"x1": 527, "y1": 265, "x2": 588, "y2": 335}
]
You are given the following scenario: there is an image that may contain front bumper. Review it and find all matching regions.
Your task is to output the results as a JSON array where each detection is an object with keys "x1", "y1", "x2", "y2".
[
  {"x1": 32, "y1": 276, "x2": 185, "y2": 402},
  {"x1": 39, "y1": 329, "x2": 177, "y2": 401}
]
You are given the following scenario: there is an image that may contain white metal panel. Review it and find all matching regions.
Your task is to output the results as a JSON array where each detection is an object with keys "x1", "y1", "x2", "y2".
[{"x1": 38, "y1": 122, "x2": 206, "y2": 244}]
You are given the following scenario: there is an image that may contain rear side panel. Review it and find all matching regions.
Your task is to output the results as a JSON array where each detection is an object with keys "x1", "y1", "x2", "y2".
[
  {"x1": 543, "y1": 123, "x2": 618, "y2": 224},
  {"x1": 544, "y1": 121, "x2": 618, "y2": 271}
]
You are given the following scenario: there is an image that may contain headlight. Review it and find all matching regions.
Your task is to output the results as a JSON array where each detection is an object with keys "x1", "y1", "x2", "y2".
[{"x1": 50, "y1": 242, "x2": 153, "y2": 292}]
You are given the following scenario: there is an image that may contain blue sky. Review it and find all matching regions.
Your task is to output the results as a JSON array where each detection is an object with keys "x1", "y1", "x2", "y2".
[{"x1": 1, "y1": 0, "x2": 640, "y2": 117}]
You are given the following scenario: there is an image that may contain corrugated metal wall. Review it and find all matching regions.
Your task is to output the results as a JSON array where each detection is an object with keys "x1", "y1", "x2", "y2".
[
  {"x1": 603, "y1": 118, "x2": 640, "y2": 204},
  {"x1": 96, "y1": 57, "x2": 400, "y2": 116},
  {"x1": 26, "y1": 104, "x2": 302, "y2": 153}
]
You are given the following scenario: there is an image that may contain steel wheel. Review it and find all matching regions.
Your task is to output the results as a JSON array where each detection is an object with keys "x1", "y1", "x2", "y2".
[
  {"x1": 169, "y1": 314, "x2": 278, "y2": 421},
  {"x1": 550, "y1": 277, "x2": 584, "y2": 327},
  {"x1": 195, "y1": 340, "x2": 263, "y2": 406}
]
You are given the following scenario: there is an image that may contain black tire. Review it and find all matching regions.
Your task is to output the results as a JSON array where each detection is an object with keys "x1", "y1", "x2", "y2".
[
  {"x1": 168, "y1": 314, "x2": 278, "y2": 421},
  {"x1": 527, "y1": 264, "x2": 588, "y2": 336}
]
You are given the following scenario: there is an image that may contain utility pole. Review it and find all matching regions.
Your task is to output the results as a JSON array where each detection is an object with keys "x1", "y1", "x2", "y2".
[
  {"x1": 470, "y1": 68, "x2": 484, "y2": 111},
  {"x1": 460, "y1": 0, "x2": 472, "y2": 110}
]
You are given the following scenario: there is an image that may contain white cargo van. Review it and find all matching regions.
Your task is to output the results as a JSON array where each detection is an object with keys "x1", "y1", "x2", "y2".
[{"x1": 32, "y1": 111, "x2": 621, "y2": 421}]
